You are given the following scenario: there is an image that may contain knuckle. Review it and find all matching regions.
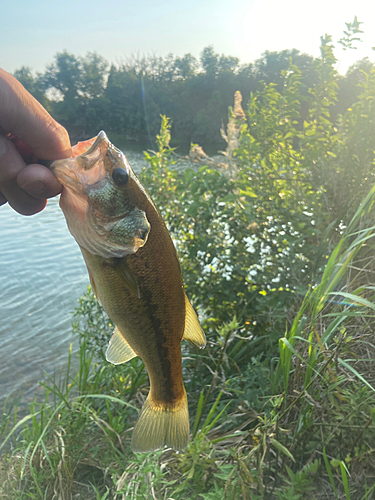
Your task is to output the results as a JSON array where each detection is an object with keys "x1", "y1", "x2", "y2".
[
  {"x1": 0, "y1": 137, "x2": 24, "y2": 183},
  {"x1": 0, "y1": 161, "x2": 21, "y2": 184},
  {"x1": 43, "y1": 120, "x2": 71, "y2": 159}
]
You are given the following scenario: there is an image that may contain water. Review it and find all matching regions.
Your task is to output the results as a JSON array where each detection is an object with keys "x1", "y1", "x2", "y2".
[{"x1": 0, "y1": 149, "x2": 147, "y2": 402}]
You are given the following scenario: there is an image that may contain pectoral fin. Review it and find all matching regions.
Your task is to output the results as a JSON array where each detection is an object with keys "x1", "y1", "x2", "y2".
[
  {"x1": 106, "y1": 326, "x2": 138, "y2": 364},
  {"x1": 114, "y1": 259, "x2": 140, "y2": 298},
  {"x1": 182, "y1": 294, "x2": 206, "y2": 348}
]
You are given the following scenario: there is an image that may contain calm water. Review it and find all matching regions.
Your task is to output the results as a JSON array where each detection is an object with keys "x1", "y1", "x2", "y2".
[{"x1": 0, "y1": 149, "x2": 147, "y2": 402}]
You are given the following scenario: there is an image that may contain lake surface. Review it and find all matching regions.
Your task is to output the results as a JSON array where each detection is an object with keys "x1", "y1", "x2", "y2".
[{"x1": 0, "y1": 148, "x2": 148, "y2": 403}]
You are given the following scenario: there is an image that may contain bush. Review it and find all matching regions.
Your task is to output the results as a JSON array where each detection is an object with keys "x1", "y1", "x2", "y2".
[{"x1": 2, "y1": 23, "x2": 375, "y2": 500}]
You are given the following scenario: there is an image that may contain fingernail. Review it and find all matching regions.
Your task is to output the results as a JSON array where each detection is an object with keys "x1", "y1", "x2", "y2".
[
  {"x1": 0, "y1": 135, "x2": 7, "y2": 157},
  {"x1": 21, "y1": 180, "x2": 46, "y2": 195}
]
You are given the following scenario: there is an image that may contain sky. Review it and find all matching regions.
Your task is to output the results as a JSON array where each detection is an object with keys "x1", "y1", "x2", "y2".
[{"x1": 1, "y1": 0, "x2": 375, "y2": 75}]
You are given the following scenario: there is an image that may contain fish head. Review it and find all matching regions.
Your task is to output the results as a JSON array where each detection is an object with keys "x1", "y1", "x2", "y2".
[{"x1": 51, "y1": 131, "x2": 151, "y2": 258}]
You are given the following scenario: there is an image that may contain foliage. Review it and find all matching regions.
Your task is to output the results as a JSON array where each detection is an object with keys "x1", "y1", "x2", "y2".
[
  {"x1": 2, "y1": 18, "x2": 375, "y2": 500},
  {"x1": 139, "y1": 34, "x2": 375, "y2": 358},
  {"x1": 338, "y1": 16, "x2": 364, "y2": 52},
  {"x1": 13, "y1": 42, "x2": 375, "y2": 147}
]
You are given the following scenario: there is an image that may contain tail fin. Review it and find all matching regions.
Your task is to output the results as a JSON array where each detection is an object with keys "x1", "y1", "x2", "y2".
[{"x1": 131, "y1": 390, "x2": 189, "y2": 453}]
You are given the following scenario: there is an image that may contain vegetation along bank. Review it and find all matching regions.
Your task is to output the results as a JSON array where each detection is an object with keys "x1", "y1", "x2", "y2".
[{"x1": 1, "y1": 20, "x2": 375, "y2": 499}]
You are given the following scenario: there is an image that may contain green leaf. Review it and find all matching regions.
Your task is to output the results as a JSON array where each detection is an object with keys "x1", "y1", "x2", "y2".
[
  {"x1": 340, "y1": 462, "x2": 351, "y2": 500},
  {"x1": 338, "y1": 359, "x2": 375, "y2": 393},
  {"x1": 271, "y1": 438, "x2": 295, "y2": 461},
  {"x1": 323, "y1": 447, "x2": 339, "y2": 499},
  {"x1": 330, "y1": 459, "x2": 341, "y2": 468},
  {"x1": 328, "y1": 292, "x2": 375, "y2": 310}
]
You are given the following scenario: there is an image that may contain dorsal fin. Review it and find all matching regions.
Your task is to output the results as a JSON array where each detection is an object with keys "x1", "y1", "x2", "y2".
[
  {"x1": 182, "y1": 294, "x2": 206, "y2": 348},
  {"x1": 106, "y1": 326, "x2": 138, "y2": 365}
]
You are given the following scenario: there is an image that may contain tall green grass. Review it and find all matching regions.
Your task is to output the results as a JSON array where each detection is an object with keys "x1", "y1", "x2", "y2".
[
  {"x1": 2, "y1": 154, "x2": 375, "y2": 499},
  {"x1": 274, "y1": 183, "x2": 375, "y2": 498},
  {"x1": 278, "y1": 183, "x2": 375, "y2": 403}
]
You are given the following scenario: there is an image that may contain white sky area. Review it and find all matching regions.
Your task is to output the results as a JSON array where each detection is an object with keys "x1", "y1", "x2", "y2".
[{"x1": 1, "y1": 0, "x2": 375, "y2": 75}]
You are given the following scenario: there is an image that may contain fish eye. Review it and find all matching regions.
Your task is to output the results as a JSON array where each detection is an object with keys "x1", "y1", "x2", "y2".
[{"x1": 112, "y1": 168, "x2": 129, "y2": 186}]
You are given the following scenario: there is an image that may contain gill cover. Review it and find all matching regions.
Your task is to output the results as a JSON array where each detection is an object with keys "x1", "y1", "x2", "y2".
[{"x1": 51, "y1": 132, "x2": 151, "y2": 259}]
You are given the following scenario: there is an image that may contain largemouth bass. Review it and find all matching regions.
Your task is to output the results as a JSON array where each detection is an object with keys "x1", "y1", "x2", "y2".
[{"x1": 50, "y1": 132, "x2": 206, "y2": 452}]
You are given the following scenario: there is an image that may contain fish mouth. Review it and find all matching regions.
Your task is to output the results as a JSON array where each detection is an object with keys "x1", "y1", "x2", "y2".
[
  {"x1": 50, "y1": 131, "x2": 151, "y2": 259},
  {"x1": 51, "y1": 165, "x2": 83, "y2": 194},
  {"x1": 50, "y1": 131, "x2": 121, "y2": 196}
]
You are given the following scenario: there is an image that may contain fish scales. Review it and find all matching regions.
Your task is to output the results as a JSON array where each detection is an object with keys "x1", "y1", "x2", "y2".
[
  {"x1": 80, "y1": 206, "x2": 186, "y2": 405},
  {"x1": 50, "y1": 131, "x2": 206, "y2": 452}
]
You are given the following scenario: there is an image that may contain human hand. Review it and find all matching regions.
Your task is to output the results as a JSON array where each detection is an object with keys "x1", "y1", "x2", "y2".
[{"x1": 0, "y1": 68, "x2": 71, "y2": 215}]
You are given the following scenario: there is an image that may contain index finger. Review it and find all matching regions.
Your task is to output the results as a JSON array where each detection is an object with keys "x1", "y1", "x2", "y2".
[{"x1": 0, "y1": 68, "x2": 71, "y2": 160}]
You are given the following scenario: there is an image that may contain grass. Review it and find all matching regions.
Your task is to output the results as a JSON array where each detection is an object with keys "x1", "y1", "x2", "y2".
[{"x1": 2, "y1": 165, "x2": 375, "y2": 499}]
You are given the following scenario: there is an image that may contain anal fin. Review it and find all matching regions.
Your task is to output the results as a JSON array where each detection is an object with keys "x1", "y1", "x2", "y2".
[
  {"x1": 182, "y1": 294, "x2": 206, "y2": 348},
  {"x1": 106, "y1": 326, "x2": 138, "y2": 365}
]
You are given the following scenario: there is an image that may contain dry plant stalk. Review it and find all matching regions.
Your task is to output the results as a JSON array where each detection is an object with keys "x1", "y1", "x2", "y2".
[{"x1": 219, "y1": 91, "x2": 246, "y2": 177}]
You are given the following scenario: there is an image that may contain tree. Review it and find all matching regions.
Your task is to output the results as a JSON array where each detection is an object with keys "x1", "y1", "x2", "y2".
[
  {"x1": 174, "y1": 54, "x2": 198, "y2": 79},
  {"x1": 200, "y1": 46, "x2": 219, "y2": 78},
  {"x1": 13, "y1": 67, "x2": 51, "y2": 110},
  {"x1": 42, "y1": 51, "x2": 81, "y2": 99},
  {"x1": 79, "y1": 52, "x2": 108, "y2": 99}
]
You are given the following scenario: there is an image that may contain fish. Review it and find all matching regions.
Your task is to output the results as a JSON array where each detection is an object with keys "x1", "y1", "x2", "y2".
[{"x1": 50, "y1": 131, "x2": 206, "y2": 452}]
